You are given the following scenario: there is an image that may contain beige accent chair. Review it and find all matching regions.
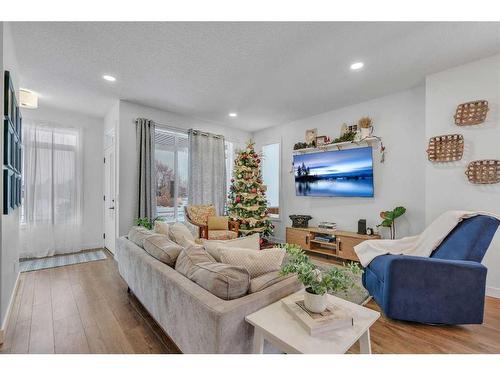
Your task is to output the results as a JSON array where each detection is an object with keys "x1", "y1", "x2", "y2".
[{"x1": 184, "y1": 204, "x2": 239, "y2": 240}]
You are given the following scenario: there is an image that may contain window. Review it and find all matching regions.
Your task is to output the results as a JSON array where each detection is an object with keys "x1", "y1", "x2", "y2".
[
  {"x1": 155, "y1": 127, "x2": 188, "y2": 222},
  {"x1": 261, "y1": 143, "x2": 280, "y2": 219},
  {"x1": 22, "y1": 126, "x2": 81, "y2": 225}
]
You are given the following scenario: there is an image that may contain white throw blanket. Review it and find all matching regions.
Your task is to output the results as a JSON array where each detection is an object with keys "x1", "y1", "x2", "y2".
[{"x1": 354, "y1": 210, "x2": 500, "y2": 267}]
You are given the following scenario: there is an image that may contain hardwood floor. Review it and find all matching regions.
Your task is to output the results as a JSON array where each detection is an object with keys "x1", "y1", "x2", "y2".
[
  {"x1": 0, "y1": 250, "x2": 179, "y2": 354},
  {"x1": 1, "y1": 250, "x2": 500, "y2": 354}
]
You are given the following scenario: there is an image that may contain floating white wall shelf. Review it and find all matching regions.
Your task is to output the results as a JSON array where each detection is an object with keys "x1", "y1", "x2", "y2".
[{"x1": 292, "y1": 136, "x2": 381, "y2": 155}]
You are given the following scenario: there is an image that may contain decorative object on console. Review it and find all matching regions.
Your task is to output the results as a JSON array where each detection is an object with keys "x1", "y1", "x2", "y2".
[
  {"x1": 454, "y1": 100, "x2": 489, "y2": 126},
  {"x1": 318, "y1": 221, "x2": 337, "y2": 230},
  {"x1": 427, "y1": 134, "x2": 464, "y2": 162},
  {"x1": 366, "y1": 227, "x2": 374, "y2": 236},
  {"x1": 227, "y1": 140, "x2": 274, "y2": 238},
  {"x1": 357, "y1": 219, "x2": 367, "y2": 235},
  {"x1": 280, "y1": 243, "x2": 361, "y2": 313},
  {"x1": 377, "y1": 206, "x2": 407, "y2": 239},
  {"x1": 289, "y1": 214, "x2": 312, "y2": 228},
  {"x1": 465, "y1": 160, "x2": 500, "y2": 184}
]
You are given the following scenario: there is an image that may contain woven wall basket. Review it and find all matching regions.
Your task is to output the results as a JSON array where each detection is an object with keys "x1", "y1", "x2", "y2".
[
  {"x1": 427, "y1": 134, "x2": 464, "y2": 162},
  {"x1": 454, "y1": 100, "x2": 489, "y2": 126},
  {"x1": 465, "y1": 160, "x2": 500, "y2": 184}
]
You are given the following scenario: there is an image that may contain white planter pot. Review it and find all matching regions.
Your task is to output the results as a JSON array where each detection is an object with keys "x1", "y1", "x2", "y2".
[
  {"x1": 304, "y1": 289, "x2": 328, "y2": 313},
  {"x1": 360, "y1": 127, "x2": 372, "y2": 139}
]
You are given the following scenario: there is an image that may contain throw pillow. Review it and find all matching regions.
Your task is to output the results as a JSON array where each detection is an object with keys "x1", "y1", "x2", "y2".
[
  {"x1": 169, "y1": 222, "x2": 196, "y2": 245},
  {"x1": 154, "y1": 221, "x2": 170, "y2": 236},
  {"x1": 175, "y1": 245, "x2": 249, "y2": 300},
  {"x1": 202, "y1": 233, "x2": 260, "y2": 262},
  {"x1": 207, "y1": 216, "x2": 229, "y2": 230},
  {"x1": 143, "y1": 234, "x2": 183, "y2": 267},
  {"x1": 128, "y1": 226, "x2": 155, "y2": 248},
  {"x1": 219, "y1": 247, "x2": 286, "y2": 278}
]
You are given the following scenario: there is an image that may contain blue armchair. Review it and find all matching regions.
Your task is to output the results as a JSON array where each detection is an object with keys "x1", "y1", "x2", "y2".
[{"x1": 362, "y1": 215, "x2": 500, "y2": 325}]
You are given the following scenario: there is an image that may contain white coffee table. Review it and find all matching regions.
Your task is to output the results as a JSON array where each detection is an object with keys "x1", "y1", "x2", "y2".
[{"x1": 245, "y1": 291, "x2": 380, "y2": 354}]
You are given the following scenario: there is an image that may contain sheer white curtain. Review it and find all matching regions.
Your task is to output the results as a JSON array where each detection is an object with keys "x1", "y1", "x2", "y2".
[{"x1": 20, "y1": 121, "x2": 83, "y2": 258}]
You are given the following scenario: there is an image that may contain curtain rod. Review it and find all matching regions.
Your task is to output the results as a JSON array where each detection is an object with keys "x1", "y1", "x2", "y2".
[{"x1": 152, "y1": 121, "x2": 223, "y2": 139}]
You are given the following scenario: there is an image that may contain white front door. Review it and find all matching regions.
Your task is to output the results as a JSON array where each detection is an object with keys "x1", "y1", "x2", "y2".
[{"x1": 104, "y1": 146, "x2": 116, "y2": 254}]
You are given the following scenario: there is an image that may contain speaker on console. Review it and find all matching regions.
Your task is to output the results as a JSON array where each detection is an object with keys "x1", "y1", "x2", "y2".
[{"x1": 357, "y1": 219, "x2": 367, "y2": 235}]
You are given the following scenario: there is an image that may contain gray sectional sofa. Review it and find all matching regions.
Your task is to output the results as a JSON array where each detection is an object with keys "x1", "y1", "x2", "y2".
[{"x1": 116, "y1": 235, "x2": 301, "y2": 353}]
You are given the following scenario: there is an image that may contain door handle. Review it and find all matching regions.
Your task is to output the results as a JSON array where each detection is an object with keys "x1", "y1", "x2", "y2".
[{"x1": 108, "y1": 206, "x2": 115, "y2": 210}]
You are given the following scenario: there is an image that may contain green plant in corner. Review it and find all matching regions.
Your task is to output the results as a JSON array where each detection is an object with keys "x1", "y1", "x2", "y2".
[
  {"x1": 279, "y1": 243, "x2": 362, "y2": 296},
  {"x1": 377, "y1": 206, "x2": 406, "y2": 239}
]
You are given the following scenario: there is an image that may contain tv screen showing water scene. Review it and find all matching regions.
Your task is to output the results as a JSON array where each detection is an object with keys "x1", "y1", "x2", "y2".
[{"x1": 293, "y1": 147, "x2": 374, "y2": 197}]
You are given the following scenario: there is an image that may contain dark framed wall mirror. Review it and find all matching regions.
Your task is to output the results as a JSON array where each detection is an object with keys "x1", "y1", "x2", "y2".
[{"x1": 3, "y1": 70, "x2": 23, "y2": 215}]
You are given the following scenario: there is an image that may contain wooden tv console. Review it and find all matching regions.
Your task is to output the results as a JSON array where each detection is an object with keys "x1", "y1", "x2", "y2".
[{"x1": 285, "y1": 226, "x2": 380, "y2": 262}]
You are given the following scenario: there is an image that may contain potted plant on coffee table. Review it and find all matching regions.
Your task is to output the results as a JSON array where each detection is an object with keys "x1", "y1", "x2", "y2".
[{"x1": 280, "y1": 244, "x2": 362, "y2": 313}]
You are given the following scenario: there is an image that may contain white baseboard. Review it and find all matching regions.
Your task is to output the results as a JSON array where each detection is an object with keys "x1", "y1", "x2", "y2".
[
  {"x1": 0, "y1": 272, "x2": 21, "y2": 344},
  {"x1": 486, "y1": 286, "x2": 500, "y2": 299}
]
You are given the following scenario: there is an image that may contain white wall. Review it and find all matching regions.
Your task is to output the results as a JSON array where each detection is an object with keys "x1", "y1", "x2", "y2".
[
  {"x1": 1, "y1": 22, "x2": 21, "y2": 328},
  {"x1": 253, "y1": 86, "x2": 427, "y2": 242},
  {"x1": 22, "y1": 106, "x2": 105, "y2": 251},
  {"x1": 425, "y1": 54, "x2": 500, "y2": 292},
  {"x1": 116, "y1": 100, "x2": 251, "y2": 236}
]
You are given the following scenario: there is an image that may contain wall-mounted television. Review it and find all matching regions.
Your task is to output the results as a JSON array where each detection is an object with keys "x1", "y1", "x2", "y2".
[{"x1": 293, "y1": 147, "x2": 374, "y2": 197}]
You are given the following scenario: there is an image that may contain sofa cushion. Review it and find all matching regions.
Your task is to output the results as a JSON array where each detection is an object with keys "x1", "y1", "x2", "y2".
[
  {"x1": 175, "y1": 245, "x2": 249, "y2": 300},
  {"x1": 202, "y1": 233, "x2": 260, "y2": 261},
  {"x1": 249, "y1": 271, "x2": 292, "y2": 293},
  {"x1": 143, "y1": 234, "x2": 183, "y2": 267},
  {"x1": 128, "y1": 226, "x2": 155, "y2": 248},
  {"x1": 219, "y1": 247, "x2": 286, "y2": 278},
  {"x1": 208, "y1": 230, "x2": 238, "y2": 240},
  {"x1": 169, "y1": 222, "x2": 196, "y2": 245},
  {"x1": 154, "y1": 221, "x2": 170, "y2": 236}
]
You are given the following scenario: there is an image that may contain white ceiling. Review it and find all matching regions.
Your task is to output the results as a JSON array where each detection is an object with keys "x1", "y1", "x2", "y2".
[{"x1": 9, "y1": 22, "x2": 500, "y2": 131}]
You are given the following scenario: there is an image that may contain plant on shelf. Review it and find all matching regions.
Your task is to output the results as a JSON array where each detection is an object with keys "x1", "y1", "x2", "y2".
[
  {"x1": 377, "y1": 206, "x2": 406, "y2": 239},
  {"x1": 358, "y1": 116, "x2": 372, "y2": 129},
  {"x1": 227, "y1": 140, "x2": 274, "y2": 239},
  {"x1": 279, "y1": 243, "x2": 362, "y2": 313},
  {"x1": 135, "y1": 216, "x2": 165, "y2": 230},
  {"x1": 331, "y1": 130, "x2": 356, "y2": 144}
]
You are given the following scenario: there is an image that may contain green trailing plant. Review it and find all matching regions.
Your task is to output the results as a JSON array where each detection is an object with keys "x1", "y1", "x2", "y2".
[
  {"x1": 332, "y1": 131, "x2": 356, "y2": 144},
  {"x1": 279, "y1": 243, "x2": 362, "y2": 296},
  {"x1": 377, "y1": 206, "x2": 406, "y2": 239},
  {"x1": 135, "y1": 216, "x2": 165, "y2": 230}
]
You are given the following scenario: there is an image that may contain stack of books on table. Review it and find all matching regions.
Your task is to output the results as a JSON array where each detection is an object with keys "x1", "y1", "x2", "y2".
[
  {"x1": 318, "y1": 222, "x2": 337, "y2": 231},
  {"x1": 281, "y1": 294, "x2": 353, "y2": 336},
  {"x1": 314, "y1": 234, "x2": 335, "y2": 243}
]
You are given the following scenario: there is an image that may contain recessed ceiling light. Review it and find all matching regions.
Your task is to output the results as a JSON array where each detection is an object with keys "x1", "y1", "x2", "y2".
[
  {"x1": 102, "y1": 74, "x2": 116, "y2": 82},
  {"x1": 350, "y1": 62, "x2": 364, "y2": 70},
  {"x1": 228, "y1": 112, "x2": 238, "y2": 118}
]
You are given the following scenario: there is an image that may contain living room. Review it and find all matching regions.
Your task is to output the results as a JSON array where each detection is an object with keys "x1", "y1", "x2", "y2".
[{"x1": 1, "y1": 1, "x2": 500, "y2": 372}]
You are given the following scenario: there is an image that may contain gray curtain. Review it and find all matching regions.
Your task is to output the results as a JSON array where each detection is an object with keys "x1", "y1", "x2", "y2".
[
  {"x1": 188, "y1": 129, "x2": 227, "y2": 215},
  {"x1": 136, "y1": 118, "x2": 156, "y2": 221}
]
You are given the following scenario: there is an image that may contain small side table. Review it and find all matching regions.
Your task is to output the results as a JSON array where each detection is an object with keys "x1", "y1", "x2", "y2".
[{"x1": 245, "y1": 291, "x2": 380, "y2": 354}]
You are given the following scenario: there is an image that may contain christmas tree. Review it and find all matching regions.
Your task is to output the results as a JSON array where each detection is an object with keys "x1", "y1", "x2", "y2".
[{"x1": 227, "y1": 140, "x2": 274, "y2": 238}]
